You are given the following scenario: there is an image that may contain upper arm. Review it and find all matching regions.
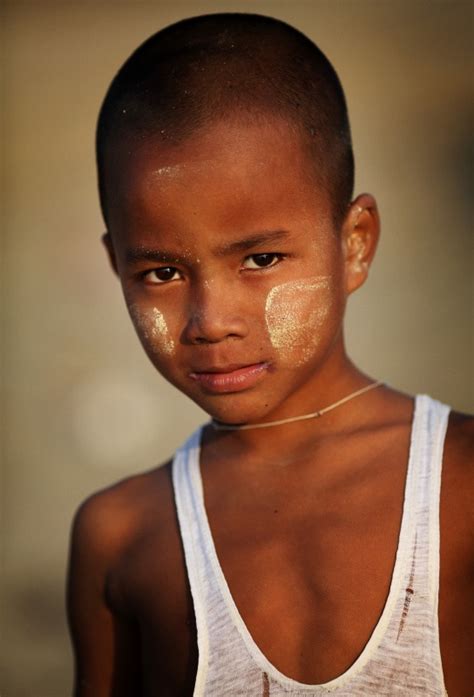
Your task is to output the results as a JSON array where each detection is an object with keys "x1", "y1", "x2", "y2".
[{"x1": 66, "y1": 494, "x2": 141, "y2": 697}]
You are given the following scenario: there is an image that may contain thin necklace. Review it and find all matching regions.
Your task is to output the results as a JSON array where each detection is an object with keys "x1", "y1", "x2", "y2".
[{"x1": 211, "y1": 380, "x2": 384, "y2": 431}]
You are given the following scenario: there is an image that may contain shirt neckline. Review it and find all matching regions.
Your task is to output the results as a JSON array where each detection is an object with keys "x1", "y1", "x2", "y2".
[{"x1": 188, "y1": 394, "x2": 422, "y2": 690}]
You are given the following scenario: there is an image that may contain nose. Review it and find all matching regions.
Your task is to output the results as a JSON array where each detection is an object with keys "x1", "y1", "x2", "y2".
[{"x1": 182, "y1": 280, "x2": 249, "y2": 345}]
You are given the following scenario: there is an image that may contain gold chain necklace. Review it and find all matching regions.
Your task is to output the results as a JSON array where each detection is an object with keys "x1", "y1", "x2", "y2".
[{"x1": 211, "y1": 380, "x2": 384, "y2": 431}]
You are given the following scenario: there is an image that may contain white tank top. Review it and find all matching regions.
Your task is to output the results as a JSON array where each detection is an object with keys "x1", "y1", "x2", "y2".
[{"x1": 172, "y1": 394, "x2": 450, "y2": 696}]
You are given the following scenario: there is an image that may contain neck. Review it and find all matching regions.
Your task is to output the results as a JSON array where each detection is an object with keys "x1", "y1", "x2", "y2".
[
  {"x1": 203, "y1": 359, "x2": 384, "y2": 458},
  {"x1": 212, "y1": 380, "x2": 383, "y2": 432}
]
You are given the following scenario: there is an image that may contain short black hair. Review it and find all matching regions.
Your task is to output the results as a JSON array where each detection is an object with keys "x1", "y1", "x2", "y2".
[{"x1": 97, "y1": 13, "x2": 354, "y2": 227}]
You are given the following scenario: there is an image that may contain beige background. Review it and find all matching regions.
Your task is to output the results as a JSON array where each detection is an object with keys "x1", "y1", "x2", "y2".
[{"x1": 2, "y1": 2, "x2": 472, "y2": 695}]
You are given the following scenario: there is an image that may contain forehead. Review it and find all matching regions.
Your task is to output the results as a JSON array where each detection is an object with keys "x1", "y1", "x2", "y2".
[{"x1": 104, "y1": 117, "x2": 333, "y2": 242}]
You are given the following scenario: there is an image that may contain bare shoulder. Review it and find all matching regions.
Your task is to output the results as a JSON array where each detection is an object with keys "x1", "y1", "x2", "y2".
[
  {"x1": 70, "y1": 459, "x2": 175, "y2": 563},
  {"x1": 441, "y1": 409, "x2": 474, "y2": 561},
  {"x1": 445, "y1": 409, "x2": 474, "y2": 457},
  {"x1": 67, "y1": 460, "x2": 182, "y2": 696},
  {"x1": 438, "y1": 411, "x2": 474, "y2": 695},
  {"x1": 442, "y1": 409, "x2": 474, "y2": 529},
  {"x1": 443, "y1": 410, "x2": 474, "y2": 506},
  {"x1": 68, "y1": 460, "x2": 177, "y2": 613}
]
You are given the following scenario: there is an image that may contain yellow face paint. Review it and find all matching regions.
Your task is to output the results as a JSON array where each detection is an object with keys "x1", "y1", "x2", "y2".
[
  {"x1": 129, "y1": 305, "x2": 175, "y2": 356},
  {"x1": 265, "y1": 276, "x2": 334, "y2": 366}
]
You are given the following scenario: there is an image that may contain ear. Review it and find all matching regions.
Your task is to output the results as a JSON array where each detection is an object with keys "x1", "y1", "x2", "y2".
[
  {"x1": 341, "y1": 194, "x2": 380, "y2": 295},
  {"x1": 102, "y1": 231, "x2": 119, "y2": 276}
]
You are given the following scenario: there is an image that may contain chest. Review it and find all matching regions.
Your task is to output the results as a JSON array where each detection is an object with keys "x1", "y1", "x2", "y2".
[
  {"x1": 201, "y1": 454, "x2": 408, "y2": 684},
  {"x1": 108, "y1": 434, "x2": 471, "y2": 697},
  {"x1": 109, "y1": 459, "x2": 408, "y2": 695}
]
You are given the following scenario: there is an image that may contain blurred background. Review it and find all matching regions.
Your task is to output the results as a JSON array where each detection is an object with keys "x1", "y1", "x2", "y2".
[{"x1": 2, "y1": 1, "x2": 472, "y2": 695}]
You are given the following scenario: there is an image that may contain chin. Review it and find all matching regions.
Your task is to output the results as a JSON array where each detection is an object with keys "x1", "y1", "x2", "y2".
[{"x1": 191, "y1": 392, "x2": 277, "y2": 426}]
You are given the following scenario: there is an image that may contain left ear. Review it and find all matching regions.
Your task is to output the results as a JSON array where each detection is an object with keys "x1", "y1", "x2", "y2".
[{"x1": 341, "y1": 193, "x2": 380, "y2": 295}]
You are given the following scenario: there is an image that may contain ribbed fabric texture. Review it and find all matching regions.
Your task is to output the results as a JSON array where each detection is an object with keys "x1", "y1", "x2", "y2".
[{"x1": 172, "y1": 395, "x2": 450, "y2": 696}]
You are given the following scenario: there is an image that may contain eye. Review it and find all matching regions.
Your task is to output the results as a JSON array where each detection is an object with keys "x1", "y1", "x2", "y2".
[
  {"x1": 142, "y1": 267, "x2": 181, "y2": 284},
  {"x1": 242, "y1": 253, "x2": 282, "y2": 270}
]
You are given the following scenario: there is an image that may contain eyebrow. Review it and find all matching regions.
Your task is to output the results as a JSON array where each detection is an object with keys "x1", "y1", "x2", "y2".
[
  {"x1": 124, "y1": 246, "x2": 184, "y2": 265},
  {"x1": 213, "y1": 229, "x2": 291, "y2": 256},
  {"x1": 124, "y1": 229, "x2": 292, "y2": 265}
]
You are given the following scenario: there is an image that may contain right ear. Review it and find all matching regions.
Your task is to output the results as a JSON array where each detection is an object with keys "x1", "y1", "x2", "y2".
[{"x1": 101, "y1": 231, "x2": 119, "y2": 275}]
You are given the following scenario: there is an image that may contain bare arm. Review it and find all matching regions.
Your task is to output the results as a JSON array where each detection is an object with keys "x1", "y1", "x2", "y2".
[
  {"x1": 66, "y1": 495, "x2": 141, "y2": 697},
  {"x1": 440, "y1": 412, "x2": 474, "y2": 697}
]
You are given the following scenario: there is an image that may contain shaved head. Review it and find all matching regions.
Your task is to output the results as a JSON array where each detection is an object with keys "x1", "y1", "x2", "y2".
[{"x1": 97, "y1": 13, "x2": 354, "y2": 227}]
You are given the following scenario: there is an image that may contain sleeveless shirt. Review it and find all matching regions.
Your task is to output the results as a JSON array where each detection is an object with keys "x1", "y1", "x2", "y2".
[{"x1": 172, "y1": 394, "x2": 450, "y2": 696}]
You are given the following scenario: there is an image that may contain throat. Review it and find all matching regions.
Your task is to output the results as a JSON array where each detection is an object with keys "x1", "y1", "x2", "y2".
[{"x1": 211, "y1": 381, "x2": 384, "y2": 432}]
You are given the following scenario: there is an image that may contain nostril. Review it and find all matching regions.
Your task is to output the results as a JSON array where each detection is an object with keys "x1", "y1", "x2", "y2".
[
  {"x1": 192, "y1": 333, "x2": 230, "y2": 345},
  {"x1": 183, "y1": 292, "x2": 249, "y2": 344}
]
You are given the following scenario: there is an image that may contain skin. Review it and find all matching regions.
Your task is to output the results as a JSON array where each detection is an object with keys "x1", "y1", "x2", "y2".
[{"x1": 67, "y1": 117, "x2": 474, "y2": 696}]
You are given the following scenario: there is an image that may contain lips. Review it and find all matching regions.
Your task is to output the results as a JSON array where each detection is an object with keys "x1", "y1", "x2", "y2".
[{"x1": 189, "y1": 362, "x2": 270, "y2": 393}]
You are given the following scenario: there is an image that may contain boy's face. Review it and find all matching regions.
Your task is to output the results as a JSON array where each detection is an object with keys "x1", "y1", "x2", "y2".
[{"x1": 103, "y1": 118, "x2": 367, "y2": 425}]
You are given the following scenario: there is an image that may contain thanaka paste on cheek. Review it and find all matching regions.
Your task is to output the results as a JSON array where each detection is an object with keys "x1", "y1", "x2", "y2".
[
  {"x1": 152, "y1": 163, "x2": 185, "y2": 180},
  {"x1": 128, "y1": 305, "x2": 175, "y2": 356},
  {"x1": 265, "y1": 276, "x2": 333, "y2": 366}
]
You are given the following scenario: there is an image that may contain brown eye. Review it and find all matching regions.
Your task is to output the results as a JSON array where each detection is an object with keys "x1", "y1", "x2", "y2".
[
  {"x1": 143, "y1": 267, "x2": 180, "y2": 284},
  {"x1": 242, "y1": 253, "x2": 281, "y2": 269}
]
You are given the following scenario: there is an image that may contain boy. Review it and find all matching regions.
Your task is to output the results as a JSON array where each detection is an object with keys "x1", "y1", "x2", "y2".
[{"x1": 66, "y1": 13, "x2": 473, "y2": 697}]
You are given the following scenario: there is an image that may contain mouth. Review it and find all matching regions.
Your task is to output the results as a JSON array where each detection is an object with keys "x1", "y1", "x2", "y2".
[{"x1": 189, "y1": 362, "x2": 270, "y2": 393}]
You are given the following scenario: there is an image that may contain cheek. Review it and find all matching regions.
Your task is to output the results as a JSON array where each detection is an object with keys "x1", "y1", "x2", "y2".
[
  {"x1": 265, "y1": 276, "x2": 336, "y2": 365},
  {"x1": 128, "y1": 304, "x2": 175, "y2": 357}
]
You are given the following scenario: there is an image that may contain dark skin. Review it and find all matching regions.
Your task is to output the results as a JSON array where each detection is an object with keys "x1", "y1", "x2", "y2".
[{"x1": 67, "y1": 118, "x2": 474, "y2": 696}]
